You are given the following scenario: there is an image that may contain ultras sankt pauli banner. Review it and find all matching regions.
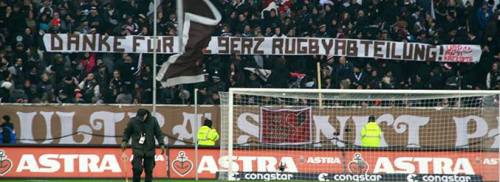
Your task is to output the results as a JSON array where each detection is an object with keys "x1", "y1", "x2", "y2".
[{"x1": 0, "y1": 104, "x2": 498, "y2": 149}]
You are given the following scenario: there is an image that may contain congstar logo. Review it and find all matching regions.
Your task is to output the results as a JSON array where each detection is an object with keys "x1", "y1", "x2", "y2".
[
  {"x1": 406, "y1": 174, "x2": 473, "y2": 182},
  {"x1": 233, "y1": 172, "x2": 293, "y2": 181},
  {"x1": 407, "y1": 174, "x2": 418, "y2": 182}
]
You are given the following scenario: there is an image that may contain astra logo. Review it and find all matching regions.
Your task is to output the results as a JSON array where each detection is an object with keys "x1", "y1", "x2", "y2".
[
  {"x1": 15, "y1": 154, "x2": 121, "y2": 173},
  {"x1": 305, "y1": 157, "x2": 341, "y2": 164},
  {"x1": 198, "y1": 155, "x2": 298, "y2": 173},
  {"x1": 374, "y1": 157, "x2": 475, "y2": 175}
]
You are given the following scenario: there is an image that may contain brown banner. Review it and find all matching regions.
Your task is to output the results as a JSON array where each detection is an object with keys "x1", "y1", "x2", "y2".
[
  {"x1": 229, "y1": 106, "x2": 499, "y2": 148},
  {"x1": 0, "y1": 105, "x2": 218, "y2": 145},
  {"x1": 0, "y1": 105, "x2": 497, "y2": 148}
]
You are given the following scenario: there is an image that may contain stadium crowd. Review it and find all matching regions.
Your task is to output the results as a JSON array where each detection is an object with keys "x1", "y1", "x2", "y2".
[{"x1": 0, "y1": 0, "x2": 499, "y2": 105}]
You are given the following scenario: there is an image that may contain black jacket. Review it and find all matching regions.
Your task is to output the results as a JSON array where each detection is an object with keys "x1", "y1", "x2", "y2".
[{"x1": 122, "y1": 116, "x2": 165, "y2": 157}]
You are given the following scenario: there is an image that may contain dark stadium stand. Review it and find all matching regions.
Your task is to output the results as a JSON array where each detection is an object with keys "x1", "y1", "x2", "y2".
[{"x1": 0, "y1": 0, "x2": 499, "y2": 104}]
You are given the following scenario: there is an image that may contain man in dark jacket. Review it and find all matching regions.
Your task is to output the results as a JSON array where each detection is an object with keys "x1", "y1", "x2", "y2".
[
  {"x1": 1, "y1": 115, "x2": 15, "y2": 144},
  {"x1": 1, "y1": 115, "x2": 13, "y2": 130},
  {"x1": 121, "y1": 109, "x2": 165, "y2": 182}
]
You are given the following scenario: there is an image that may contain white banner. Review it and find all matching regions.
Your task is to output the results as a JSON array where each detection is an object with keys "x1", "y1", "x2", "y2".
[{"x1": 43, "y1": 34, "x2": 482, "y2": 63}]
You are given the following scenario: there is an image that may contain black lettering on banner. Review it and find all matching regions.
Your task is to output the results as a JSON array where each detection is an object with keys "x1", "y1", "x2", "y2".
[
  {"x1": 438, "y1": 45, "x2": 444, "y2": 61},
  {"x1": 218, "y1": 37, "x2": 229, "y2": 54},
  {"x1": 147, "y1": 38, "x2": 161, "y2": 52},
  {"x1": 403, "y1": 43, "x2": 414, "y2": 60},
  {"x1": 385, "y1": 41, "x2": 391, "y2": 58},
  {"x1": 335, "y1": 39, "x2": 346, "y2": 55},
  {"x1": 51, "y1": 34, "x2": 63, "y2": 51},
  {"x1": 254, "y1": 38, "x2": 264, "y2": 54},
  {"x1": 98, "y1": 34, "x2": 110, "y2": 51},
  {"x1": 67, "y1": 34, "x2": 80, "y2": 50},
  {"x1": 113, "y1": 36, "x2": 125, "y2": 52},
  {"x1": 241, "y1": 37, "x2": 252, "y2": 54},
  {"x1": 297, "y1": 38, "x2": 307, "y2": 54},
  {"x1": 414, "y1": 44, "x2": 426, "y2": 61},
  {"x1": 82, "y1": 34, "x2": 96, "y2": 51},
  {"x1": 390, "y1": 42, "x2": 401, "y2": 59},
  {"x1": 272, "y1": 38, "x2": 284, "y2": 54},
  {"x1": 374, "y1": 41, "x2": 384, "y2": 58},
  {"x1": 321, "y1": 39, "x2": 334, "y2": 55},
  {"x1": 132, "y1": 36, "x2": 144, "y2": 52},
  {"x1": 359, "y1": 40, "x2": 372, "y2": 56},
  {"x1": 425, "y1": 45, "x2": 437, "y2": 61},
  {"x1": 346, "y1": 40, "x2": 358, "y2": 56},
  {"x1": 162, "y1": 37, "x2": 173, "y2": 53},
  {"x1": 285, "y1": 38, "x2": 296, "y2": 54},
  {"x1": 309, "y1": 39, "x2": 319, "y2": 54},
  {"x1": 230, "y1": 37, "x2": 241, "y2": 54}
]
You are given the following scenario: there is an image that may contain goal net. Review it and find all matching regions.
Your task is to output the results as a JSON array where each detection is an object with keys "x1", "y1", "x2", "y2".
[{"x1": 218, "y1": 89, "x2": 499, "y2": 182}]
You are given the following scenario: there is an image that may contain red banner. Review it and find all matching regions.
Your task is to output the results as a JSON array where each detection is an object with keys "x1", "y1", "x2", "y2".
[
  {"x1": 0, "y1": 147, "x2": 168, "y2": 178},
  {"x1": 169, "y1": 148, "x2": 499, "y2": 181},
  {"x1": 260, "y1": 107, "x2": 312, "y2": 144},
  {"x1": 0, "y1": 147, "x2": 497, "y2": 181}
]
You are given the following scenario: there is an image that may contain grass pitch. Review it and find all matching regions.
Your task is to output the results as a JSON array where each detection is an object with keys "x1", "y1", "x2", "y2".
[{"x1": 0, "y1": 180, "x2": 219, "y2": 182}]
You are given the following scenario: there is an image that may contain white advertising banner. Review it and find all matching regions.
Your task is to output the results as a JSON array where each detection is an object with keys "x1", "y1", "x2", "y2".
[{"x1": 43, "y1": 34, "x2": 482, "y2": 63}]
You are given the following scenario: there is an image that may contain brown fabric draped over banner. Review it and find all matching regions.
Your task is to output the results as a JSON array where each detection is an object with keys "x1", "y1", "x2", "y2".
[
  {"x1": 155, "y1": 0, "x2": 222, "y2": 87},
  {"x1": 0, "y1": 104, "x2": 497, "y2": 149}
]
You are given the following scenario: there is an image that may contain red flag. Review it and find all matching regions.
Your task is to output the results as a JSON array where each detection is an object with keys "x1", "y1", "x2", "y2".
[{"x1": 260, "y1": 107, "x2": 312, "y2": 144}]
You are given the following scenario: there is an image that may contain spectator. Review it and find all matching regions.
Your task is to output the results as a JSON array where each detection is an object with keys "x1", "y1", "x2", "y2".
[
  {"x1": 381, "y1": 71, "x2": 395, "y2": 89},
  {"x1": 267, "y1": 57, "x2": 289, "y2": 88},
  {"x1": 23, "y1": 79, "x2": 38, "y2": 102},
  {"x1": 411, "y1": 75, "x2": 427, "y2": 89},
  {"x1": 332, "y1": 56, "x2": 353, "y2": 88},
  {"x1": 78, "y1": 73, "x2": 100, "y2": 103},
  {"x1": 117, "y1": 54, "x2": 135, "y2": 90},
  {"x1": 486, "y1": 62, "x2": 500, "y2": 89},
  {"x1": 0, "y1": 77, "x2": 13, "y2": 102},
  {"x1": 80, "y1": 53, "x2": 96, "y2": 77},
  {"x1": 1, "y1": 115, "x2": 15, "y2": 144},
  {"x1": 56, "y1": 75, "x2": 78, "y2": 103},
  {"x1": 477, "y1": 2, "x2": 493, "y2": 31},
  {"x1": 38, "y1": 73, "x2": 55, "y2": 103},
  {"x1": 8, "y1": 57, "x2": 26, "y2": 88},
  {"x1": 207, "y1": 73, "x2": 227, "y2": 95},
  {"x1": 108, "y1": 70, "x2": 123, "y2": 103},
  {"x1": 350, "y1": 66, "x2": 367, "y2": 89},
  {"x1": 248, "y1": 72, "x2": 263, "y2": 88},
  {"x1": 135, "y1": 67, "x2": 153, "y2": 104},
  {"x1": 116, "y1": 85, "x2": 133, "y2": 104}
]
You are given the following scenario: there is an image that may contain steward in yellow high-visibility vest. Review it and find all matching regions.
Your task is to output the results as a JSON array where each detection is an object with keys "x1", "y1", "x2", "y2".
[
  {"x1": 197, "y1": 119, "x2": 219, "y2": 146},
  {"x1": 361, "y1": 115, "x2": 382, "y2": 147}
]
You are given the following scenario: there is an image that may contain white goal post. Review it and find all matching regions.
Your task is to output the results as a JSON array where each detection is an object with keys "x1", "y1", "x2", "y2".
[{"x1": 219, "y1": 88, "x2": 500, "y2": 181}]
